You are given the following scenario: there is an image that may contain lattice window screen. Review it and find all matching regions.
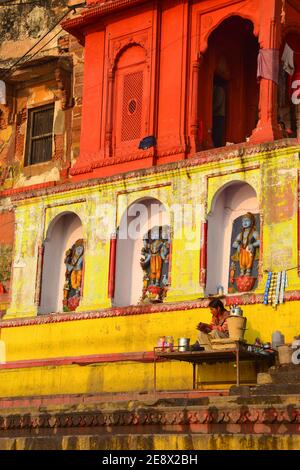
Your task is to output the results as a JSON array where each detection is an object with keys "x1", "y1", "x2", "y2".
[{"x1": 121, "y1": 71, "x2": 143, "y2": 142}]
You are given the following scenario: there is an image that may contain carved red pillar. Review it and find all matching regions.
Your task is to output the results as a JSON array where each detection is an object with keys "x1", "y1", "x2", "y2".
[
  {"x1": 105, "y1": 69, "x2": 114, "y2": 157},
  {"x1": 108, "y1": 232, "x2": 117, "y2": 299},
  {"x1": 250, "y1": 0, "x2": 282, "y2": 143},
  {"x1": 34, "y1": 244, "x2": 45, "y2": 306},
  {"x1": 190, "y1": 54, "x2": 203, "y2": 153},
  {"x1": 199, "y1": 220, "x2": 208, "y2": 287}
]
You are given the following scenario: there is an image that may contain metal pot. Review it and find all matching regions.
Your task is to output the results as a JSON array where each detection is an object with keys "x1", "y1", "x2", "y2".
[{"x1": 178, "y1": 338, "x2": 190, "y2": 352}]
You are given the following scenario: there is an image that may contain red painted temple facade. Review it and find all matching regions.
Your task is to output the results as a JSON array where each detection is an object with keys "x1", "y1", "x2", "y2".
[
  {"x1": 1, "y1": 0, "x2": 300, "y2": 450},
  {"x1": 62, "y1": 0, "x2": 300, "y2": 180}
]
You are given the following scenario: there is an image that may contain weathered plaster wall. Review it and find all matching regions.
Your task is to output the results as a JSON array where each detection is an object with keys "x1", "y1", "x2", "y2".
[
  {"x1": 0, "y1": 1, "x2": 68, "y2": 67},
  {"x1": 5, "y1": 143, "x2": 300, "y2": 319},
  {"x1": 1, "y1": 141, "x2": 300, "y2": 401},
  {"x1": 0, "y1": 1, "x2": 84, "y2": 190}
]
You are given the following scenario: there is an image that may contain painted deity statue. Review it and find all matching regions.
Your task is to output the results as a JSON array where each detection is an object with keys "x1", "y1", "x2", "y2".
[
  {"x1": 232, "y1": 212, "x2": 260, "y2": 276},
  {"x1": 63, "y1": 239, "x2": 84, "y2": 312},
  {"x1": 140, "y1": 225, "x2": 170, "y2": 303}
]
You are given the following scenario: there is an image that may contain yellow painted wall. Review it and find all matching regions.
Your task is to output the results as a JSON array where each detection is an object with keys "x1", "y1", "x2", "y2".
[
  {"x1": 2, "y1": 144, "x2": 300, "y2": 396},
  {"x1": 0, "y1": 301, "x2": 299, "y2": 396},
  {"x1": 2, "y1": 304, "x2": 299, "y2": 362}
]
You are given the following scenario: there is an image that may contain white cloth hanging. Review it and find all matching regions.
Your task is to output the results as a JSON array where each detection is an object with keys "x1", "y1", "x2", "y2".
[
  {"x1": 282, "y1": 43, "x2": 295, "y2": 76},
  {"x1": 0, "y1": 80, "x2": 6, "y2": 105}
]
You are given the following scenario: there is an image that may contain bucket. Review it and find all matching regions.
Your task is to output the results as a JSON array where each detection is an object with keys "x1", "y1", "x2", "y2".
[
  {"x1": 178, "y1": 337, "x2": 190, "y2": 352},
  {"x1": 227, "y1": 316, "x2": 247, "y2": 341},
  {"x1": 278, "y1": 344, "x2": 292, "y2": 364}
]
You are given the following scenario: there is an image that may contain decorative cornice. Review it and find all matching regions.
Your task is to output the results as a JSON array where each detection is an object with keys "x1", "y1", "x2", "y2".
[
  {"x1": 69, "y1": 149, "x2": 154, "y2": 175},
  {"x1": 2, "y1": 139, "x2": 299, "y2": 203},
  {"x1": 0, "y1": 403, "x2": 299, "y2": 433},
  {"x1": 62, "y1": 0, "x2": 149, "y2": 40},
  {"x1": 0, "y1": 299, "x2": 210, "y2": 328},
  {"x1": 2, "y1": 291, "x2": 300, "y2": 328}
]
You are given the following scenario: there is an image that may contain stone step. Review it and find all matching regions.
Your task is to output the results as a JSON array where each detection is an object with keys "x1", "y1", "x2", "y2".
[{"x1": 0, "y1": 389, "x2": 229, "y2": 411}]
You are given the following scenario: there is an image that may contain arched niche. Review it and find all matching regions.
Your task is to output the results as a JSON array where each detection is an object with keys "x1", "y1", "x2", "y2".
[
  {"x1": 114, "y1": 198, "x2": 169, "y2": 307},
  {"x1": 39, "y1": 212, "x2": 83, "y2": 314},
  {"x1": 206, "y1": 182, "x2": 259, "y2": 296}
]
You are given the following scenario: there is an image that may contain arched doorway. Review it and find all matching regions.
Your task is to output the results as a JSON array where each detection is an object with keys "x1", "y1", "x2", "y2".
[
  {"x1": 39, "y1": 212, "x2": 83, "y2": 314},
  {"x1": 114, "y1": 198, "x2": 170, "y2": 307},
  {"x1": 199, "y1": 16, "x2": 259, "y2": 149},
  {"x1": 206, "y1": 182, "x2": 260, "y2": 296}
]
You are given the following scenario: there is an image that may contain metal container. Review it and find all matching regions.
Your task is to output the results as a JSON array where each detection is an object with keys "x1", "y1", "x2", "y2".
[
  {"x1": 230, "y1": 306, "x2": 243, "y2": 316},
  {"x1": 178, "y1": 337, "x2": 190, "y2": 352},
  {"x1": 157, "y1": 336, "x2": 166, "y2": 351},
  {"x1": 271, "y1": 331, "x2": 284, "y2": 350},
  {"x1": 165, "y1": 336, "x2": 174, "y2": 352}
]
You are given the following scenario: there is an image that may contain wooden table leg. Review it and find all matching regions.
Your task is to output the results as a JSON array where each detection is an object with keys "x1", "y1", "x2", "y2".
[
  {"x1": 154, "y1": 348, "x2": 157, "y2": 394},
  {"x1": 193, "y1": 363, "x2": 196, "y2": 390},
  {"x1": 236, "y1": 342, "x2": 240, "y2": 387}
]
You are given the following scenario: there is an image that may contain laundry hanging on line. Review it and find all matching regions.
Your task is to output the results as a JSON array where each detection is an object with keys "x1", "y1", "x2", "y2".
[{"x1": 257, "y1": 49, "x2": 279, "y2": 84}]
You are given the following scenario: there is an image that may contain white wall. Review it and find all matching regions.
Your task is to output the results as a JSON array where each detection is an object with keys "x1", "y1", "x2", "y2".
[
  {"x1": 206, "y1": 182, "x2": 259, "y2": 295},
  {"x1": 114, "y1": 199, "x2": 169, "y2": 307},
  {"x1": 39, "y1": 212, "x2": 83, "y2": 314}
]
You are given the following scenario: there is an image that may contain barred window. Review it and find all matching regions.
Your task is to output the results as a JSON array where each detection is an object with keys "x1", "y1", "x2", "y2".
[{"x1": 25, "y1": 104, "x2": 54, "y2": 166}]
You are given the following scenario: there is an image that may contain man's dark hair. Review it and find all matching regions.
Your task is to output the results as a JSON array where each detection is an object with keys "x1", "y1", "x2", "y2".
[{"x1": 208, "y1": 299, "x2": 226, "y2": 311}]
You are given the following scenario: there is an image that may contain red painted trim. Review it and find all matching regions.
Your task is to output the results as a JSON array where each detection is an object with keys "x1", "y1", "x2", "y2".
[
  {"x1": 5, "y1": 291, "x2": 300, "y2": 329},
  {"x1": 108, "y1": 234, "x2": 117, "y2": 298},
  {"x1": 200, "y1": 220, "x2": 208, "y2": 287},
  {"x1": 168, "y1": 239, "x2": 172, "y2": 287},
  {"x1": 206, "y1": 165, "x2": 261, "y2": 184},
  {"x1": 34, "y1": 244, "x2": 44, "y2": 306},
  {"x1": 259, "y1": 212, "x2": 264, "y2": 282},
  {"x1": 0, "y1": 181, "x2": 56, "y2": 198},
  {"x1": 298, "y1": 170, "x2": 300, "y2": 276},
  {"x1": 116, "y1": 182, "x2": 171, "y2": 196},
  {"x1": 0, "y1": 351, "x2": 155, "y2": 370},
  {"x1": 0, "y1": 294, "x2": 9, "y2": 303}
]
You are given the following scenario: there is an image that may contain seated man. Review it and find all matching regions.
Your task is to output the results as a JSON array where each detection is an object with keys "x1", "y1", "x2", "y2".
[{"x1": 192, "y1": 299, "x2": 230, "y2": 351}]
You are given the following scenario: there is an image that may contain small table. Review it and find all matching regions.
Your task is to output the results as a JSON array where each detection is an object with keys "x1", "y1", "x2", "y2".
[{"x1": 153, "y1": 343, "x2": 275, "y2": 392}]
